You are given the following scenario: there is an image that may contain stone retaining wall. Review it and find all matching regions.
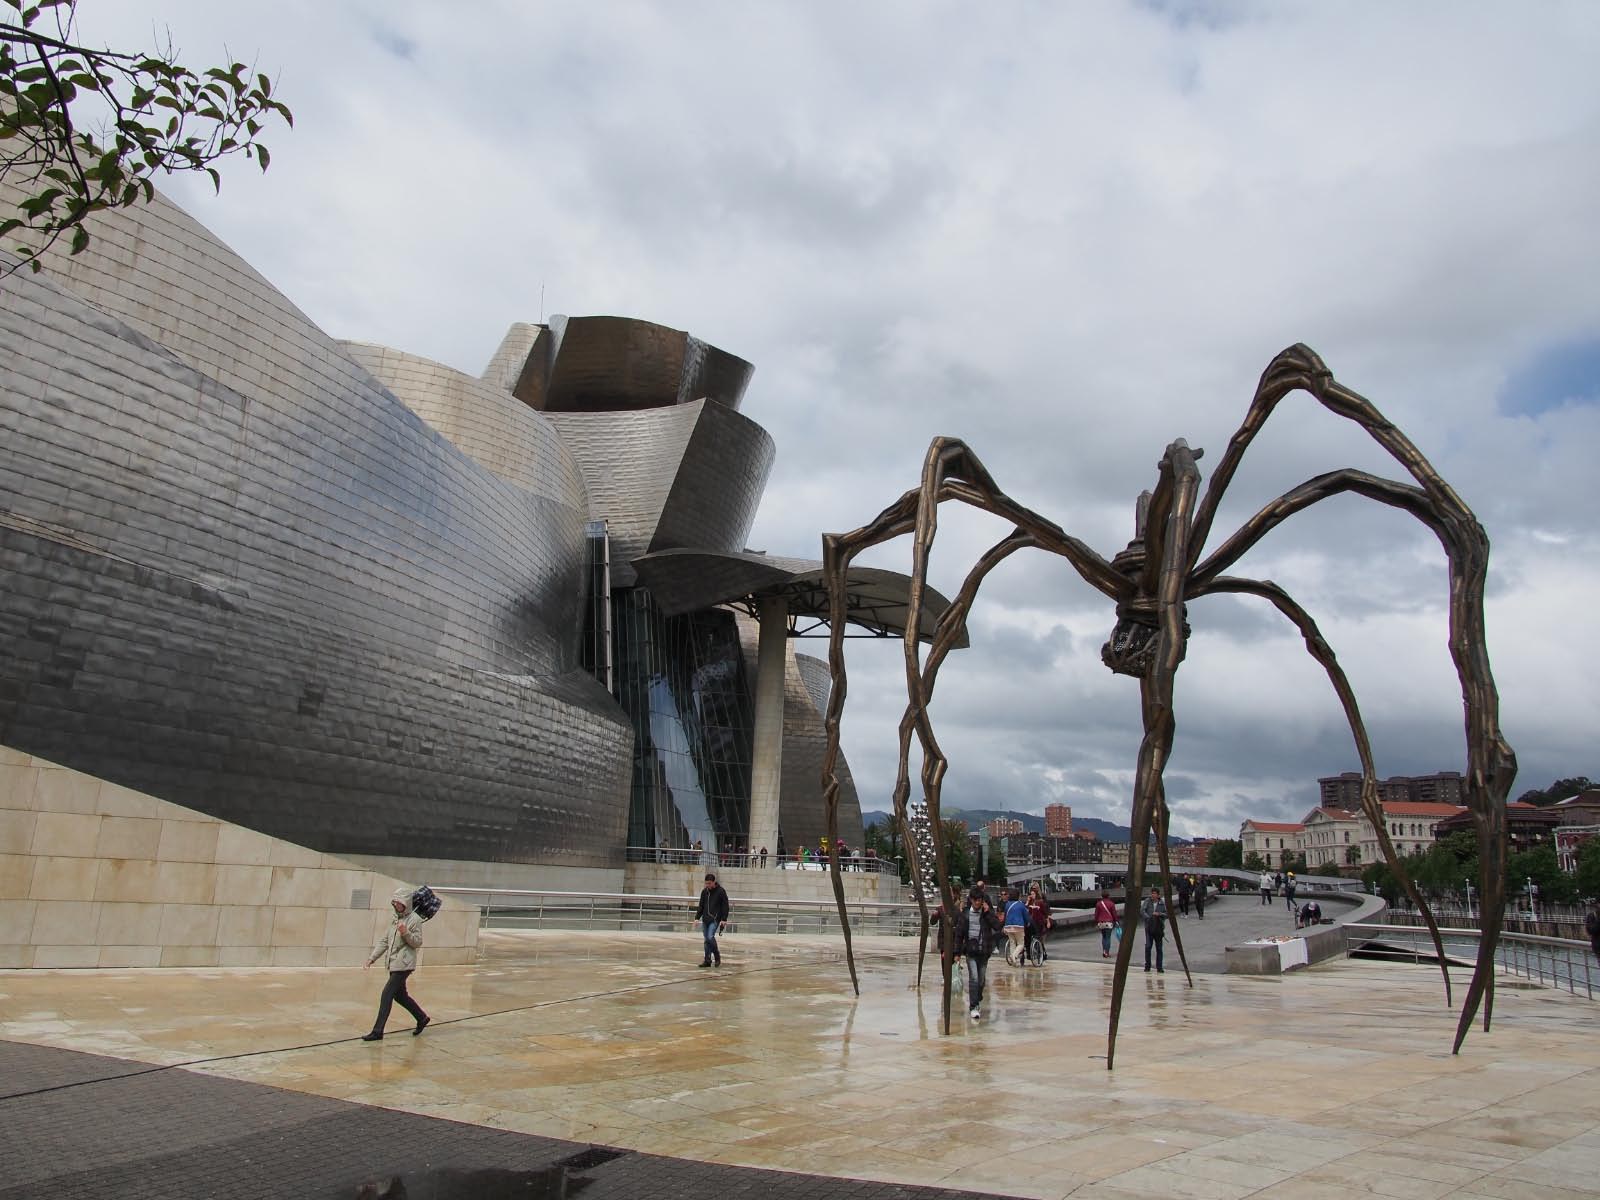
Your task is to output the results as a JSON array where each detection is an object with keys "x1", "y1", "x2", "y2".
[{"x1": 0, "y1": 748, "x2": 480, "y2": 968}]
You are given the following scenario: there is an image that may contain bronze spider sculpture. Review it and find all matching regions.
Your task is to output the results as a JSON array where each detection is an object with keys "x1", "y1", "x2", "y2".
[{"x1": 815, "y1": 344, "x2": 1515, "y2": 1068}]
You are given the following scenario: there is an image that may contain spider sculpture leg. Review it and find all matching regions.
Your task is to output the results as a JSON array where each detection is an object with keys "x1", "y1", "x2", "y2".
[
  {"x1": 1186, "y1": 346, "x2": 1513, "y2": 1050},
  {"x1": 1198, "y1": 574, "x2": 1459, "y2": 1004},
  {"x1": 1151, "y1": 782, "x2": 1194, "y2": 987},
  {"x1": 822, "y1": 438, "x2": 1128, "y2": 1032},
  {"x1": 1105, "y1": 439, "x2": 1202, "y2": 1070}
]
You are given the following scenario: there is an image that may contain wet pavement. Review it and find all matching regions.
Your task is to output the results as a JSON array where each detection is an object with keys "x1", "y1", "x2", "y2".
[{"x1": 2, "y1": 922, "x2": 1599, "y2": 1199}]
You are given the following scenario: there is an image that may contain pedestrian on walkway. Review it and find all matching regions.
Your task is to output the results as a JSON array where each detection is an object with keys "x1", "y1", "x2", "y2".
[
  {"x1": 362, "y1": 886, "x2": 430, "y2": 1041},
  {"x1": 1140, "y1": 886, "x2": 1167, "y2": 973},
  {"x1": 1024, "y1": 883, "x2": 1052, "y2": 964},
  {"x1": 1094, "y1": 890, "x2": 1119, "y2": 958},
  {"x1": 1194, "y1": 876, "x2": 1208, "y2": 920},
  {"x1": 961, "y1": 888, "x2": 1004, "y2": 1020},
  {"x1": 1002, "y1": 887, "x2": 1028, "y2": 966},
  {"x1": 1177, "y1": 874, "x2": 1192, "y2": 916},
  {"x1": 1586, "y1": 903, "x2": 1600, "y2": 960},
  {"x1": 1259, "y1": 869, "x2": 1273, "y2": 904},
  {"x1": 694, "y1": 872, "x2": 730, "y2": 967},
  {"x1": 1284, "y1": 872, "x2": 1297, "y2": 912}
]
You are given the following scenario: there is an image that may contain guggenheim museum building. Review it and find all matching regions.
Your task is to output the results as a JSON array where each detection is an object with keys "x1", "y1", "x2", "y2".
[{"x1": 0, "y1": 178, "x2": 945, "y2": 893}]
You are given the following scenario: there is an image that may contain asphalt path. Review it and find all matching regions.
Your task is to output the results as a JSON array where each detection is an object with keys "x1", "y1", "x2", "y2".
[{"x1": 1045, "y1": 888, "x2": 1331, "y2": 973}]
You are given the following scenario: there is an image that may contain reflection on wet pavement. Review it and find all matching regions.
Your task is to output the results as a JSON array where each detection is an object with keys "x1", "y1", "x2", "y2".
[{"x1": 4, "y1": 929, "x2": 1600, "y2": 1199}]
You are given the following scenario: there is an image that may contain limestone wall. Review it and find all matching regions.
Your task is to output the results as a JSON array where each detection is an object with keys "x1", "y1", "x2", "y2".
[{"x1": 0, "y1": 748, "x2": 480, "y2": 969}]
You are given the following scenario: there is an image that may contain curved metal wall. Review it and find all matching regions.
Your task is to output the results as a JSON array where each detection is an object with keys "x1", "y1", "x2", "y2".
[
  {"x1": 0, "y1": 181, "x2": 632, "y2": 868},
  {"x1": 545, "y1": 401, "x2": 774, "y2": 586},
  {"x1": 340, "y1": 341, "x2": 590, "y2": 511}
]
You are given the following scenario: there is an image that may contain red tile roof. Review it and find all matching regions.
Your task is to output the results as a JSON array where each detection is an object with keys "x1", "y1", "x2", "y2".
[{"x1": 1245, "y1": 821, "x2": 1305, "y2": 833}]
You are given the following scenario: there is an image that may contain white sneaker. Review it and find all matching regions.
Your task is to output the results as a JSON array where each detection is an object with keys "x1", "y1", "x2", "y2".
[{"x1": 969, "y1": 1006, "x2": 980, "y2": 1021}]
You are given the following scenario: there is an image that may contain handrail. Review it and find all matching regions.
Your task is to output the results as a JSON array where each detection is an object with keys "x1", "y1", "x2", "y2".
[
  {"x1": 624, "y1": 846, "x2": 902, "y2": 875},
  {"x1": 433, "y1": 886, "x2": 926, "y2": 938},
  {"x1": 1343, "y1": 921, "x2": 1595, "y2": 1000},
  {"x1": 434, "y1": 886, "x2": 917, "y2": 910}
]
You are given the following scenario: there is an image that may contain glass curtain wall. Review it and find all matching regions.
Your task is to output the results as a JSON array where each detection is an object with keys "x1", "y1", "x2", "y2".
[{"x1": 611, "y1": 587, "x2": 754, "y2": 855}]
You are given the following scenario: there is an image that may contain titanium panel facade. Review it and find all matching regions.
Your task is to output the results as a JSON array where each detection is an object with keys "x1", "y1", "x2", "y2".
[
  {"x1": 0, "y1": 180, "x2": 632, "y2": 868},
  {"x1": 0, "y1": 175, "x2": 862, "y2": 877},
  {"x1": 544, "y1": 401, "x2": 774, "y2": 587}
]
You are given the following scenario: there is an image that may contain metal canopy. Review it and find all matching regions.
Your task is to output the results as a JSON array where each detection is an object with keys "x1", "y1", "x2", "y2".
[{"x1": 629, "y1": 547, "x2": 964, "y2": 646}]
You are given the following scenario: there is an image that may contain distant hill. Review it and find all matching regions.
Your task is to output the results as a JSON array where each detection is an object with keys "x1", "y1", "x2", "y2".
[{"x1": 860, "y1": 808, "x2": 1181, "y2": 846}]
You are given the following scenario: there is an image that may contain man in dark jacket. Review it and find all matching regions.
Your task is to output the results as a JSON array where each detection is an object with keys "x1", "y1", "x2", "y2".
[
  {"x1": 960, "y1": 890, "x2": 1004, "y2": 1021},
  {"x1": 694, "y1": 872, "x2": 730, "y2": 967},
  {"x1": 1140, "y1": 886, "x2": 1168, "y2": 973}
]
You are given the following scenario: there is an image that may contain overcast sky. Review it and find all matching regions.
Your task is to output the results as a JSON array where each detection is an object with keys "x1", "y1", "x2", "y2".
[{"x1": 75, "y1": 2, "x2": 1600, "y2": 837}]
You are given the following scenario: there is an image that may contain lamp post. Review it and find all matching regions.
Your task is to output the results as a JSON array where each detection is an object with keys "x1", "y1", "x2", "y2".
[{"x1": 1464, "y1": 882, "x2": 1475, "y2": 924}]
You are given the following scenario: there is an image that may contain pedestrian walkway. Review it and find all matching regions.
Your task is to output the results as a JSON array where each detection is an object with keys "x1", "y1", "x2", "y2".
[
  {"x1": 1048, "y1": 890, "x2": 1343, "y2": 973},
  {"x1": 3, "y1": 930, "x2": 1598, "y2": 1198}
]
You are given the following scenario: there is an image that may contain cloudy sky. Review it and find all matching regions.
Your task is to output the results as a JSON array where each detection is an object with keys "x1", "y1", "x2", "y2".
[{"x1": 73, "y1": 2, "x2": 1600, "y2": 837}]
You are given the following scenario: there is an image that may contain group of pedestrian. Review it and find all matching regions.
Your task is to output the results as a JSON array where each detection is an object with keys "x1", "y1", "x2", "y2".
[
  {"x1": 926, "y1": 878, "x2": 1053, "y2": 1021},
  {"x1": 1259, "y1": 869, "x2": 1300, "y2": 910},
  {"x1": 1175, "y1": 874, "x2": 1207, "y2": 919}
]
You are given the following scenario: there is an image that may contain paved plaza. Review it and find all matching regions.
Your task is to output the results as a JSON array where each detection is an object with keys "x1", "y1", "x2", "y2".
[{"x1": 2, "y1": 915, "x2": 1599, "y2": 1199}]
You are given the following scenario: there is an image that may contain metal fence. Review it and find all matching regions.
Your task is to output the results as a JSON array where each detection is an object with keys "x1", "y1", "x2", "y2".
[
  {"x1": 435, "y1": 887, "x2": 925, "y2": 938},
  {"x1": 1344, "y1": 921, "x2": 1596, "y2": 1000},
  {"x1": 623, "y1": 847, "x2": 902, "y2": 876}
]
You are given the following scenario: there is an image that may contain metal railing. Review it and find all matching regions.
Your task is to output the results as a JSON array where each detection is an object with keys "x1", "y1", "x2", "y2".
[
  {"x1": 623, "y1": 846, "x2": 902, "y2": 876},
  {"x1": 1344, "y1": 922, "x2": 1596, "y2": 1000},
  {"x1": 435, "y1": 887, "x2": 925, "y2": 937}
]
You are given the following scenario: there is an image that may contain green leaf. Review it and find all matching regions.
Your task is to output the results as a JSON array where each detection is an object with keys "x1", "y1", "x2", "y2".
[
  {"x1": 257, "y1": 72, "x2": 272, "y2": 97},
  {"x1": 255, "y1": 143, "x2": 269, "y2": 171},
  {"x1": 0, "y1": 218, "x2": 21, "y2": 237},
  {"x1": 69, "y1": 225, "x2": 89, "y2": 255},
  {"x1": 206, "y1": 166, "x2": 220, "y2": 193}
]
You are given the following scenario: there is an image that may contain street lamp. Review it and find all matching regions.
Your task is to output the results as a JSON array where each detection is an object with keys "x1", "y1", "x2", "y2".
[{"x1": 1464, "y1": 882, "x2": 1475, "y2": 923}]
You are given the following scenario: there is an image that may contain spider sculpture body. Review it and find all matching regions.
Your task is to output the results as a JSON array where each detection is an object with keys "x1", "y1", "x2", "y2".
[{"x1": 815, "y1": 345, "x2": 1514, "y2": 1068}]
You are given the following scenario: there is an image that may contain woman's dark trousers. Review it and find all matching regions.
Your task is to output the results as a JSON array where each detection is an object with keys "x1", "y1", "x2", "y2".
[{"x1": 372, "y1": 969, "x2": 427, "y2": 1033}]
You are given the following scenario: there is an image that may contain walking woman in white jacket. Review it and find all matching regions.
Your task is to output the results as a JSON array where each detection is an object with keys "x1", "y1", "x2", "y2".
[{"x1": 362, "y1": 886, "x2": 430, "y2": 1040}]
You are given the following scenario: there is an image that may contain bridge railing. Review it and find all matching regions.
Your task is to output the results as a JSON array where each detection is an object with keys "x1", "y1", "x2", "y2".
[
  {"x1": 434, "y1": 887, "x2": 925, "y2": 937},
  {"x1": 1343, "y1": 921, "x2": 1596, "y2": 1000},
  {"x1": 623, "y1": 847, "x2": 901, "y2": 875}
]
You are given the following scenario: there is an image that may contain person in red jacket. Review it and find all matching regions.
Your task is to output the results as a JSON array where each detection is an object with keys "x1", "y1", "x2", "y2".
[
  {"x1": 1024, "y1": 883, "x2": 1052, "y2": 964},
  {"x1": 1093, "y1": 890, "x2": 1119, "y2": 958}
]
